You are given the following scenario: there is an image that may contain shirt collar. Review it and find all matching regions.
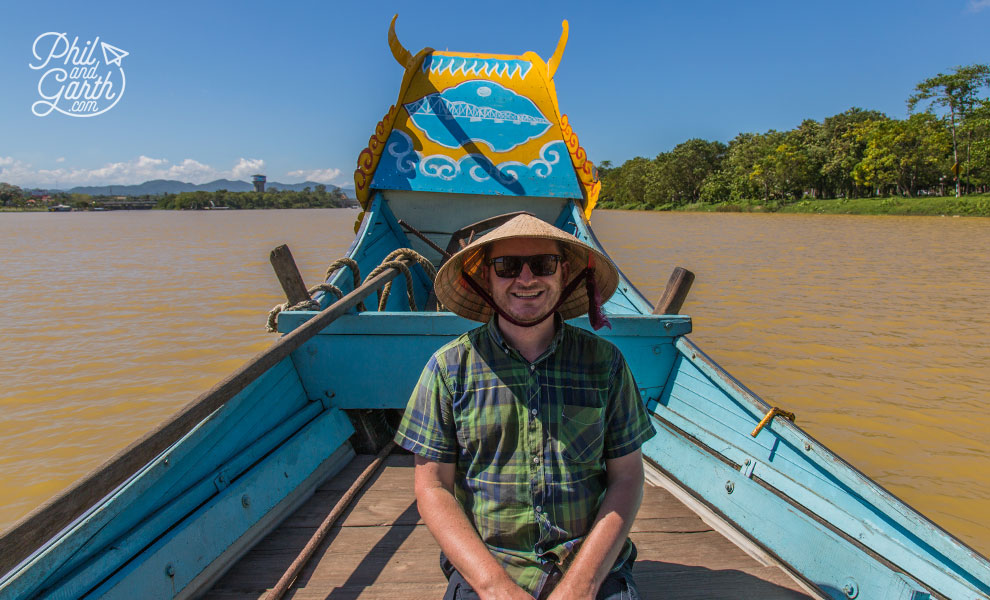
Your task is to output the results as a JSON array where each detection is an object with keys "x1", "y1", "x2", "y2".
[{"x1": 486, "y1": 313, "x2": 565, "y2": 364}]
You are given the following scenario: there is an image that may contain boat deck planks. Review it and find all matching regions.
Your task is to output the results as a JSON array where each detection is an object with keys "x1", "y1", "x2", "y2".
[{"x1": 209, "y1": 453, "x2": 813, "y2": 599}]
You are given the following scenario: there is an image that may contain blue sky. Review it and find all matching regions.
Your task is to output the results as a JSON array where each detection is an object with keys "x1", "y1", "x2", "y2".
[{"x1": 1, "y1": 1, "x2": 988, "y2": 189}]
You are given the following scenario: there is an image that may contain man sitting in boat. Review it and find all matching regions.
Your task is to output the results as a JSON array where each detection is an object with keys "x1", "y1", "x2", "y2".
[{"x1": 395, "y1": 214, "x2": 656, "y2": 599}]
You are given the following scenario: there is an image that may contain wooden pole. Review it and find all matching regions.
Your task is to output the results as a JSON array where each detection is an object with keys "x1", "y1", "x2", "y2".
[
  {"x1": 265, "y1": 441, "x2": 396, "y2": 600},
  {"x1": 270, "y1": 245, "x2": 311, "y2": 306},
  {"x1": 653, "y1": 267, "x2": 695, "y2": 315},
  {"x1": 397, "y1": 219, "x2": 450, "y2": 259},
  {"x1": 0, "y1": 260, "x2": 412, "y2": 578}
]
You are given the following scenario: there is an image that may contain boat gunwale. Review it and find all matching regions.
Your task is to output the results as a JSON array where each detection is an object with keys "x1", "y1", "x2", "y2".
[
  {"x1": 667, "y1": 336, "x2": 990, "y2": 596},
  {"x1": 0, "y1": 260, "x2": 414, "y2": 583}
]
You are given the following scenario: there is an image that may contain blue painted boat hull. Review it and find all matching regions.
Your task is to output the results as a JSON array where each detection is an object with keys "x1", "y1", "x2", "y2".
[{"x1": 1, "y1": 195, "x2": 988, "y2": 600}]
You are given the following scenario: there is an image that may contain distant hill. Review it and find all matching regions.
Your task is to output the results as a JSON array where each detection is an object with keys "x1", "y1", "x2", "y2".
[{"x1": 61, "y1": 179, "x2": 343, "y2": 196}]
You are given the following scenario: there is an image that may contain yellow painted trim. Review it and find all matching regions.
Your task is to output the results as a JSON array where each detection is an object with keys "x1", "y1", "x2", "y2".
[
  {"x1": 560, "y1": 114, "x2": 601, "y2": 220},
  {"x1": 429, "y1": 50, "x2": 531, "y2": 60}
]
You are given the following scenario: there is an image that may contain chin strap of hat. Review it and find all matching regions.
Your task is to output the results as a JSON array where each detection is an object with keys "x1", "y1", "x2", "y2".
[{"x1": 461, "y1": 264, "x2": 609, "y2": 330}]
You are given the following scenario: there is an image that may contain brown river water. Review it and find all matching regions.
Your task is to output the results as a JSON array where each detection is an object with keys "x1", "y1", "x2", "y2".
[{"x1": 1, "y1": 209, "x2": 988, "y2": 558}]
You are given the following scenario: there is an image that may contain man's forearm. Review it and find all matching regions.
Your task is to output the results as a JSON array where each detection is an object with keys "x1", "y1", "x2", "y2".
[
  {"x1": 549, "y1": 452, "x2": 644, "y2": 599},
  {"x1": 417, "y1": 484, "x2": 513, "y2": 590},
  {"x1": 414, "y1": 459, "x2": 532, "y2": 599}
]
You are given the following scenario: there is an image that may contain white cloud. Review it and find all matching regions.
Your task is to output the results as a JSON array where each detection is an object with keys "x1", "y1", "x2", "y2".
[
  {"x1": 0, "y1": 158, "x2": 36, "y2": 183},
  {"x1": 286, "y1": 167, "x2": 344, "y2": 184},
  {"x1": 969, "y1": 0, "x2": 990, "y2": 11},
  {"x1": 166, "y1": 158, "x2": 217, "y2": 181},
  {"x1": 0, "y1": 156, "x2": 271, "y2": 188},
  {"x1": 230, "y1": 158, "x2": 266, "y2": 180},
  {"x1": 0, "y1": 156, "x2": 347, "y2": 189}
]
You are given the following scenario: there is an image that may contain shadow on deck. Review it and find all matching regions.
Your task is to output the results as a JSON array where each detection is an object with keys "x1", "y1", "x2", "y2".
[{"x1": 209, "y1": 453, "x2": 813, "y2": 599}]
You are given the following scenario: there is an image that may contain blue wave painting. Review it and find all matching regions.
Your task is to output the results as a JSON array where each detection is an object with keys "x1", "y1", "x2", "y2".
[
  {"x1": 403, "y1": 80, "x2": 552, "y2": 152},
  {"x1": 422, "y1": 55, "x2": 532, "y2": 79},
  {"x1": 371, "y1": 131, "x2": 581, "y2": 198}
]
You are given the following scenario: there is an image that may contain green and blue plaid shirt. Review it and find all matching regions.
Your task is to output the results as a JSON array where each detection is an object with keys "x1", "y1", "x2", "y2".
[{"x1": 395, "y1": 317, "x2": 656, "y2": 594}]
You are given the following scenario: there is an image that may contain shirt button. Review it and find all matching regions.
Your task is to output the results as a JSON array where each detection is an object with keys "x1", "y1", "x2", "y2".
[
  {"x1": 529, "y1": 365, "x2": 535, "y2": 371},
  {"x1": 531, "y1": 408, "x2": 538, "y2": 416},
  {"x1": 535, "y1": 505, "x2": 543, "y2": 513},
  {"x1": 532, "y1": 456, "x2": 540, "y2": 464}
]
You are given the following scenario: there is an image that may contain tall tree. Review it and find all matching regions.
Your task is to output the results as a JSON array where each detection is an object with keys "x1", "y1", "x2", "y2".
[
  {"x1": 908, "y1": 64, "x2": 990, "y2": 197},
  {"x1": 787, "y1": 120, "x2": 826, "y2": 198},
  {"x1": 968, "y1": 100, "x2": 990, "y2": 190},
  {"x1": 821, "y1": 108, "x2": 885, "y2": 199},
  {"x1": 850, "y1": 113, "x2": 950, "y2": 197},
  {"x1": 600, "y1": 156, "x2": 653, "y2": 207},
  {"x1": 726, "y1": 131, "x2": 801, "y2": 202},
  {"x1": 643, "y1": 153, "x2": 674, "y2": 208},
  {"x1": 0, "y1": 183, "x2": 23, "y2": 206},
  {"x1": 666, "y1": 139, "x2": 728, "y2": 204},
  {"x1": 724, "y1": 132, "x2": 776, "y2": 201}
]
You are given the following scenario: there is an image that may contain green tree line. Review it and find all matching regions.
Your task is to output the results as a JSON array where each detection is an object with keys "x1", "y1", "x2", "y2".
[
  {"x1": 156, "y1": 185, "x2": 348, "y2": 210},
  {"x1": 0, "y1": 185, "x2": 349, "y2": 210},
  {"x1": 598, "y1": 64, "x2": 990, "y2": 210}
]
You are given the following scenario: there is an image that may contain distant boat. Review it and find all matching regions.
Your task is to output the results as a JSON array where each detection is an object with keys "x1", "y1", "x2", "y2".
[{"x1": 47, "y1": 204, "x2": 71, "y2": 212}]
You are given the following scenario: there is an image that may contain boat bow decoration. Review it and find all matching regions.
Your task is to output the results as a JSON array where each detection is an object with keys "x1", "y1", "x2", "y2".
[{"x1": 353, "y1": 16, "x2": 600, "y2": 231}]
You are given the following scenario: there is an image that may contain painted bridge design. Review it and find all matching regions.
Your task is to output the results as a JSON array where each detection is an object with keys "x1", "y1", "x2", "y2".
[{"x1": 406, "y1": 96, "x2": 551, "y2": 125}]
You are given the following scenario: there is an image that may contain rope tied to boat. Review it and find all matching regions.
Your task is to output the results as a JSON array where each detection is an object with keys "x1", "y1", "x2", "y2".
[
  {"x1": 325, "y1": 258, "x2": 363, "y2": 303},
  {"x1": 266, "y1": 296, "x2": 318, "y2": 333},
  {"x1": 369, "y1": 248, "x2": 439, "y2": 311},
  {"x1": 266, "y1": 248, "x2": 438, "y2": 331},
  {"x1": 266, "y1": 258, "x2": 365, "y2": 332}
]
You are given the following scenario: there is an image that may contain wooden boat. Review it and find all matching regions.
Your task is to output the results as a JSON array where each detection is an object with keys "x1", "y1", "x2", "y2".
[{"x1": 2, "y1": 17, "x2": 989, "y2": 600}]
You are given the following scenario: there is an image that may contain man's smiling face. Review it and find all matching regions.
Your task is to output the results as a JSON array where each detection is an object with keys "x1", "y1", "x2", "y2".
[{"x1": 485, "y1": 237, "x2": 569, "y2": 325}]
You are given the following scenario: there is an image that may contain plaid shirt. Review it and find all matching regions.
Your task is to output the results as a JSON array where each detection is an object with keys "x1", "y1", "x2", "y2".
[{"x1": 395, "y1": 317, "x2": 656, "y2": 594}]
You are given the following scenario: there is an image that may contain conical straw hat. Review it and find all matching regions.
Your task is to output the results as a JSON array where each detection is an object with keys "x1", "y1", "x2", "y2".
[{"x1": 434, "y1": 215, "x2": 620, "y2": 323}]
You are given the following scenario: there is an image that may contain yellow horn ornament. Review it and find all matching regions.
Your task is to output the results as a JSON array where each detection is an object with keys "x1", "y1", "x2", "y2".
[
  {"x1": 388, "y1": 15, "x2": 413, "y2": 68},
  {"x1": 547, "y1": 20, "x2": 569, "y2": 79}
]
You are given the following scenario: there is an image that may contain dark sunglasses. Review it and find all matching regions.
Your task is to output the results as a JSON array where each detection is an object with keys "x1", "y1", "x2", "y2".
[{"x1": 487, "y1": 254, "x2": 562, "y2": 278}]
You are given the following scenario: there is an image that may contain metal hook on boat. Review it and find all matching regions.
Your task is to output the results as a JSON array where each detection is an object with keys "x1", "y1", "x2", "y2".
[{"x1": 750, "y1": 407, "x2": 796, "y2": 438}]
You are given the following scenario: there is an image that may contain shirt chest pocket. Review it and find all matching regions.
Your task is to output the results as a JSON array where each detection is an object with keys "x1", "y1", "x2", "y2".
[{"x1": 559, "y1": 393, "x2": 606, "y2": 464}]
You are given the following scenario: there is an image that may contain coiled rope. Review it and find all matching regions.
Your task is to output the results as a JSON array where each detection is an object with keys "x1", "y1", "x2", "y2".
[
  {"x1": 266, "y1": 258, "x2": 364, "y2": 332},
  {"x1": 370, "y1": 248, "x2": 438, "y2": 311},
  {"x1": 266, "y1": 249, "x2": 437, "y2": 332},
  {"x1": 325, "y1": 258, "x2": 365, "y2": 312}
]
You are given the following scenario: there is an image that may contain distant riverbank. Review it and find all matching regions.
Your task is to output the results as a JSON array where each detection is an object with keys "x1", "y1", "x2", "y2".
[
  {"x1": 0, "y1": 206, "x2": 356, "y2": 213},
  {"x1": 0, "y1": 186, "x2": 352, "y2": 211},
  {"x1": 614, "y1": 193, "x2": 990, "y2": 217},
  {"x1": 6, "y1": 195, "x2": 990, "y2": 216}
]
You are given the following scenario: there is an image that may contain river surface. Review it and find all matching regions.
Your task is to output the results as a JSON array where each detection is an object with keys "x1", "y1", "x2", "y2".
[{"x1": 1, "y1": 209, "x2": 988, "y2": 558}]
